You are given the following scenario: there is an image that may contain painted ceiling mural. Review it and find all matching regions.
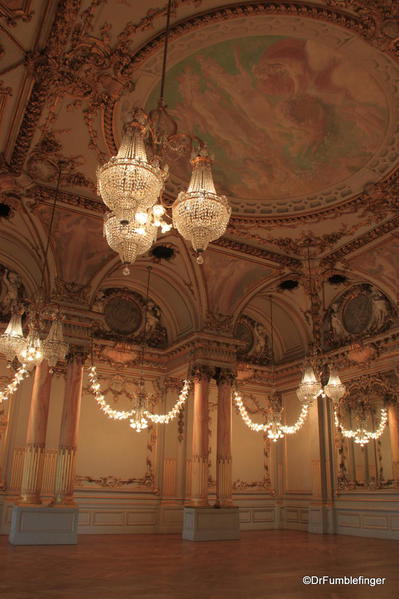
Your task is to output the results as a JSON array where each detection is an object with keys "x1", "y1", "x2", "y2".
[{"x1": 146, "y1": 36, "x2": 387, "y2": 207}]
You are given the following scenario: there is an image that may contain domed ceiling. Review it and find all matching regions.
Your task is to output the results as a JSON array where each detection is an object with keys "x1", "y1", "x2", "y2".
[{"x1": 116, "y1": 9, "x2": 399, "y2": 217}]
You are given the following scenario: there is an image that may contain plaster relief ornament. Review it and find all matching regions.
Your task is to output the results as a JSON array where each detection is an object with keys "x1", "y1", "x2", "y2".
[
  {"x1": 235, "y1": 315, "x2": 270, "y2": 366},
  {"x1": 323, "y1": 284, "x2": 395, "y2": 349},
  {"x1": 0, "y1": 268, "x2": 22, "y2": 315}
]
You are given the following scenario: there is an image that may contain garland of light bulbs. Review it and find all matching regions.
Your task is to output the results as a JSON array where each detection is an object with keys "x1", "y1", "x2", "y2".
[
  {"x1": 233, "y1": 390, "x2": 309, "y2": 442},
  {"x1": 0, "y1": 363, "x2": 30, "y2": 403},
  {"x1": 88, "y1": 365, "x2": 190, "y2": 430},
  {"x1": 334, "y1": 406, "x2": 388, "y2": 447}
]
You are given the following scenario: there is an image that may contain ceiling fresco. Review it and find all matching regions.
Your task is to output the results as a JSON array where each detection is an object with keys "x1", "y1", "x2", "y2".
[{"x1": 145, "y1": 36, "x2": 388, "y2": 208}]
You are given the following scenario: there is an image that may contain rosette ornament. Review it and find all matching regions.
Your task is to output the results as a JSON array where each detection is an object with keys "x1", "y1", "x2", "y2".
[
  {"x1": 97, "y1": 110, "x2": 168, "y2": 221},
  {"x1": 172, "y1": 148, "x2": 231, "y2": 263}
]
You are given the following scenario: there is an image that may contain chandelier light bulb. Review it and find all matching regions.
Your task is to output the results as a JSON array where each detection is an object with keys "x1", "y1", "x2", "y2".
[
  {"x1": 19, "y1": 327, "x2": 43, "y2": 368},
  {"x1": 160, "y1": 222, "x2": 172, "y2": 233},
  {"x1": 152, "y1": 204, "x2": 165, "y2": 217},
  {"x1": 135, "y1": 211, "x2": 148, "y2": 225}
]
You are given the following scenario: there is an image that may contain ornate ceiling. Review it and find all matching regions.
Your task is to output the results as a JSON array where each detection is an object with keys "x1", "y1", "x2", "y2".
[{"x1": 0, "y1": 0, "x2": 398, "y2": 366}]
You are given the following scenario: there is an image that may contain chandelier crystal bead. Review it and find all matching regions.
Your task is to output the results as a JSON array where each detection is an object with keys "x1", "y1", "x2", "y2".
[
  {"x1": 296, "y1": 365, "x2": 322, "y2": 405},
  {"x1": 172, "y1": 150, "x2": 231, "y2": 260},
  {"x1": 0, "y1": 311, "x2": 26, "y2": 362},
  {"x1": 97, "y1": 114, "x2": 168, "y2": 221}
]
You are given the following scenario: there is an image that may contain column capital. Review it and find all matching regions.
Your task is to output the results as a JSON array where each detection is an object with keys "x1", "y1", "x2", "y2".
[
  {"x1": 65, "y1": 345, "x2": 89, "y2": 365},
  {"x1": 191, "y1": 364, "x2": 214, "y2": 382},
  {"x1": 215, "y1": 368, "x2": 236, "y2": 386}
]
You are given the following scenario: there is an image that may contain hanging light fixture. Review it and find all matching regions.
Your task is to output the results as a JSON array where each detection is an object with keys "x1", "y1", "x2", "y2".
[
  {"x1": 296, "y1": 363, "x2": 322, "y2": 405},
  {"x1": 88, "y1": 266, "x2": 191, "y2": 431},
  {"x1": 42, "y1": 308, "x2": 68, "y2": 368},
  {"x1": 172, "y1": 148, "x2": 231, "y2": 264},
  {"x1": 235, "y1": 295, "x2": 311, "y2": 441},
  {"x1": 334, "y1": 406, "x2": 388, "y2": 447},
  {"x1": 0, "y1": 307, "x2": 26, "y2": 363},
  {"x1": 97, "y1": 110, "x2": 168, "y2": 222},
  {"x1": 323, "y1": 365, "x2": 346, "y2": 403},
  {"x1": 96, "y1": 0, "x2": 230, "y2": 271}
]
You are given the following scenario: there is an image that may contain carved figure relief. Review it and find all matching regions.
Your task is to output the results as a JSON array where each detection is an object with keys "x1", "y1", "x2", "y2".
[
  {"x1": 323, "y1": 284, "x2": 395, "y2": 349},
  {"x1": 0, "y1": 265, "x2": 25, "y2": 319},
  {"x1": 234, "y1": 315, "x2": 270, "y2": 365}
]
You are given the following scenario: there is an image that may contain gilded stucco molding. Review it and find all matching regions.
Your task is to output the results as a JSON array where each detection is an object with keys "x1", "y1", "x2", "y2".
[
  {"x1": 321, "y1": 215, "x2": 399, "y2": 268},
  {"x1": 0, "y1": 1, "x2": 34, "y2": 27},
  {"x1": 214, "y1": 237, "x2": 301, "y2": 268}
]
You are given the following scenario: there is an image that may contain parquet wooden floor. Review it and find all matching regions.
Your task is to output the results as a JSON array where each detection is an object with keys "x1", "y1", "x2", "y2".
[{"x1": 0, "y1": 530, "x2": 398, "y2": 599}]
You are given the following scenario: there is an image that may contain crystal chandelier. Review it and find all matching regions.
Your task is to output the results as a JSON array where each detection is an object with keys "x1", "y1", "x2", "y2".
[
  {"x1": 42, "y1": 309, "x2": 68, "y2": 368},
  {"x1": 334, "y1": 406, "x2": 388, "y2": 447},
  {"x1": 323, "y1": 365, "x2": 346, "y2": 403},
  {"x1": 96, "y1": 0, "x2": 231, "y2": 272},
  {"x1": 97, "y1": 112, "x2": 168, "y2": 222},
  {"x1": 0, "y1": 308, "x2": 26, "y2": 362},
  {"x1": 88, "y1": 266, "x2": 190, "y2": 431},
  {"x1": 172, "y1": 148, "x2": 231, "y2": 264},
  {"x1": 296, "y1": 364, "x2": 323, "y2": 405}
]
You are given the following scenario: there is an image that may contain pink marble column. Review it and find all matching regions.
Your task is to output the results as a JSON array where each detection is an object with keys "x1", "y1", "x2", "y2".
[
  {"x1": 388, "y1": 404, "x2": 399, "y2": 482},
  {"x1": 54, "y1": 348, "x2": 86, "y2": 505},
  {"x1": 189, "y1": 366, "x2": 211, "y2": 507},
  {"x1": 216, "y1": 370, "x2": 234, "y2": 507},
  {"x1": 20, "y1": 360, "x2": 52, "y2": 504}
]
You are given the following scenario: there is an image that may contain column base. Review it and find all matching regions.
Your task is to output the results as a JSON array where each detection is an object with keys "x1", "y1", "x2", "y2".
[
  {"x1": 182, "y1": 506, "x2": 240, "y2": 541},
  {"x1": 9, "y1": 505, "x2": 79, "y2": 545}
]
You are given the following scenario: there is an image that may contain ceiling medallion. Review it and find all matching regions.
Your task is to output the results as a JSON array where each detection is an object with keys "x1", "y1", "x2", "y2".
[{"x1": 96, "y1": 0, "x2": 231, "y2": 272}]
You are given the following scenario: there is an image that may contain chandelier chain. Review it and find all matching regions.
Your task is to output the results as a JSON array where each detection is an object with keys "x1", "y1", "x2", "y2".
[{"x1": 160, "y1": 0, "x2": 173, "y2": 105}]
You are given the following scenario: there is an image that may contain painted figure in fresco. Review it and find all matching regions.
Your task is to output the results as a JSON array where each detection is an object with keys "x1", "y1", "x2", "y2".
[
  {"x1": 166, "y1": 37, "x2": 386, "y2": 201},
  {"x1": 330, "y1": 304, "x2": 347, "y2": 342},
  {"x1": 1, "y1": 269, "x2": 21, "y2": 312},
  {"x1": 370, "y1": 291, "x2": 389, "y2": 330}
]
